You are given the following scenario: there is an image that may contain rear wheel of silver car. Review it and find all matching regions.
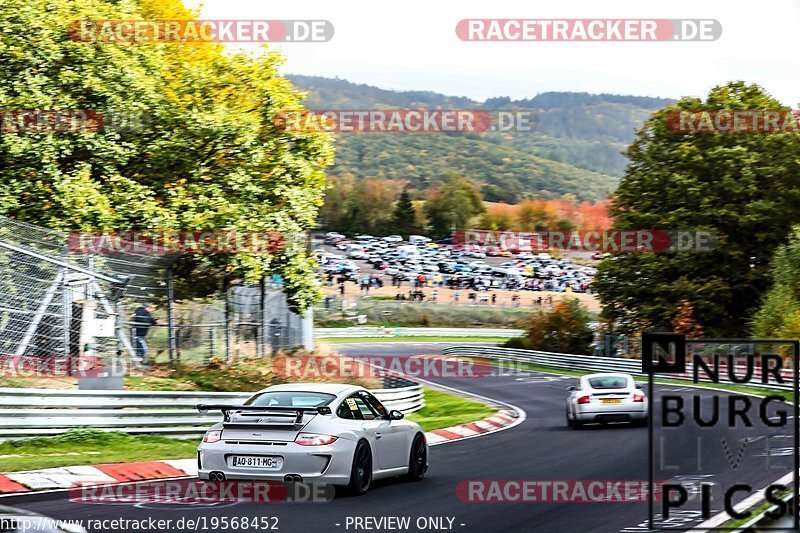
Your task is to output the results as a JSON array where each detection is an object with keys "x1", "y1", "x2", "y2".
[
  {"x1": 347, "y1": 440, "x2": 373, "y2": 495},
  {"x1": 566, "y1": 408, "x2": 574, "y2": 428},
  {"x1": 406, "y1": 433, "x2": 427, "y2": 481}
]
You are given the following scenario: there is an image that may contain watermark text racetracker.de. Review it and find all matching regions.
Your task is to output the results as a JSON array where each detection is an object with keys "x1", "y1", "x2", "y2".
[
  {"x1": 0, "y1": 354, "x2": 110, "y2": 379},
  {"x1": 0, "y1": 110, "x2": 103, "y2": 133},
  {"x1": 456, "y1": 480, "x2": 659, "y2": 502},
  {"x1": 70, "y1": 479, "x2": 333, "y2": 505},
  {"x1": 273, "y1": 354, "x2": 530, "y2": 380},
  {"x1": 272, "y1": 109, "x2": 536, "y2": 133},
  {"x1": 70, "y1": 19, "x2": 333, "y2": 43},
  {"x1": 0, "y1": 109, "x2": 164, "y2": 134},
  {"x1": 456, "y1": 19, "x2": 721, "y2": 41},
  {"x1": 66, "y1": 230, "x2": 294, "y2": 256},
  {"x1": 666, "y1": 110, "x2": 800, "y2": 133},
  {"x1": 453, "y1": 230, "x2": 718, "y2": 253}
]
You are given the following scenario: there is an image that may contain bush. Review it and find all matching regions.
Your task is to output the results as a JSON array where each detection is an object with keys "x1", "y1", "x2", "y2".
[{"x1": 506, "y1": 298, "x2": 593, "y2": 355}]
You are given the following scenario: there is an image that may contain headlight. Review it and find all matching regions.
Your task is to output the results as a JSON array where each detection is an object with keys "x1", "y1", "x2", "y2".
[
  {"x1": 203, "y1": 430, "x2": 222, "y2": 443},
  {"x1": 295, "y1": 433, "x2": 338, "y2": 446}
]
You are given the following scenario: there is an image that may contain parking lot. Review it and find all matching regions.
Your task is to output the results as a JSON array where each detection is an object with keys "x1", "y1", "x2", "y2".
[{"x1": 316, "y1": 232, "x2": 600, "y2": 309}]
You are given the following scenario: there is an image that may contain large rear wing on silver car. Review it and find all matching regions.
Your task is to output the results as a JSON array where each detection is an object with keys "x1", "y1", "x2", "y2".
[{"x1": 196, "y1": 404, "x2": 332, "y2": 425}]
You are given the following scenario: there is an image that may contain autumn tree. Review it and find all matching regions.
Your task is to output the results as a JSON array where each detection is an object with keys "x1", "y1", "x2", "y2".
[
  {"x1": 671, "y1": 300, "x2": 704, "y2": 339},
  {"x1": 423, "y1": 173, "x2": 485, "y2": 237},
  {"x1": 507, "y1": 298, "x2": 594, "y2": 355},
  {"x1": 0, "y1": 0, "x2": 334, "y2": 310}
]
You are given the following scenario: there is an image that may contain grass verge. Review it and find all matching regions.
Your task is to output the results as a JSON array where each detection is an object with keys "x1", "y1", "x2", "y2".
[
  {"x1": 408, "y1": 387, "x2": 497, "y2": 432},
  {"x1": 0, "y1": 387, "x2": 497, "y2": 472},
  {"x1": 0, "y1": 429, "x2": 198, "y2": 472},
  {"x1": 318, "y1": 336, "x2": 510, "y2": 344},
  {"x1": 479, "y1": 359, "x2": 792, "y2": 401}
]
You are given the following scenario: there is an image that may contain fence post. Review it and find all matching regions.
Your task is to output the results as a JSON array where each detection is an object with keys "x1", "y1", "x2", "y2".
[
  {"x1": 224, "y1": 277, "x2": 232, "y2": 361},
  {"x1": 302, "y1": 307, "x2": 314, "y2": 351},
  {"x1": 259, "y1": 277, "x2": 267, "y2": 357},
  {"x1": 209, "y1": 327, "x2": 216, "y2": 360},
  {"x1": 60, "y1": 266, "x2": 71, "y2": 359},
  {"x1": 166, "y1": 267, "x2": 176, "y2": 363}
]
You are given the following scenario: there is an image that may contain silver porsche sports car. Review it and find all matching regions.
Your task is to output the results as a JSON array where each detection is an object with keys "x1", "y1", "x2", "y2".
[{"x1": 196, "y1": 383, "x2": 428, "y2": 494}]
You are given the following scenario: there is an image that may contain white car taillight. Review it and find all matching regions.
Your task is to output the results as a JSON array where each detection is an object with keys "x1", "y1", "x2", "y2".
[
  {"x1": 295, "y1": 433, "x2": 338, "y2": 446},
  {"x1": 577, "y1": 395, "x2": 591, "y2": 404},
  {"x1": 633, "y1": 394, "x2": 645, "y2": 403},
  {"x1": 203, "y1": 430, "x2": 222, "y2": 443}
]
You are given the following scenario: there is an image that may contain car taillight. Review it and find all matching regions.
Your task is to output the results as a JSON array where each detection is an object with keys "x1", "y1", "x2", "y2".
[
  {"x1": 295, "y1": 433, "x2": 338, "y2": 446},
  {"x1": 577, "y1": 395, "x2": 591, "y2": 404},
  {"x1": 203, "y1": 430, "x2": 222, "y2": 443},
  {"x1": 633, "y1": 394, "x2": 645, "y2": 403}
]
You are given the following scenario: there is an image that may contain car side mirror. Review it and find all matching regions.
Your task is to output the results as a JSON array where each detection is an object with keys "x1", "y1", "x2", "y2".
[
  {"x1": 567, "y1": 386, "x2": 576, "y2": 392},
  {"x1": 635, "y1": 383, "x2": 644, "y2": 390},
  {"x1": 389, "y1": 410, "x2": 404, "y2": 420}
]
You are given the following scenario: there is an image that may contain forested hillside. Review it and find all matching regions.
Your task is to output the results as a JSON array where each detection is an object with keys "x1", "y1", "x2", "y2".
[{"x1": 289, "y1": 75, "x2": 674, "y2": 201}]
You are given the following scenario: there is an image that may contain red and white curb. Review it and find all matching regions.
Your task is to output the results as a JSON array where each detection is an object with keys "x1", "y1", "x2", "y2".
[{"x1": 424, "y1": 409, "x2": 519, "y2": 445}]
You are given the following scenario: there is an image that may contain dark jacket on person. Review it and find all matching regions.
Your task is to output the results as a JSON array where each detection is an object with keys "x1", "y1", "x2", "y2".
[{"x1": 132, "y1": 307, "x2": 157, "y2": 337}]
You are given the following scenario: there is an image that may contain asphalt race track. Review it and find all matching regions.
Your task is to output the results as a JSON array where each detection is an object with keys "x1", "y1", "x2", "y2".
[{"x1": 3, "y1": 343, "x2": 794, "y2": 533}]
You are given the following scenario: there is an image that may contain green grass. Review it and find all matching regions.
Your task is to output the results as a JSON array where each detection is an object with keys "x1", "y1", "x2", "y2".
[
  {"x1": 408, "y1": 387, "x2": 497, "y2": 431},
  {"x1": 0, "y1": 388, "x2": 497, "y2": 472},
  {"x1": 722, "y1": 486, "x2": 792, "y2": 530},
  {"x1": 318, "y1": 336, "x2": 511, "y2": 344},
  {"x1": 0, "y1": 429, "x2": 199, "y2": 473},
  {"x1": 315, "y1": 300, "x2": 534, "y2": 328}
]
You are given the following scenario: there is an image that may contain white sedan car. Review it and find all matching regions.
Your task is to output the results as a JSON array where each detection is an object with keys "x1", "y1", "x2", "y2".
[
  {"x1": 566, "y1": 373, "x2": 647, "y2": 429},
  {"x1": 197, "y1": 383, "x2": 428, "y2": 495}
]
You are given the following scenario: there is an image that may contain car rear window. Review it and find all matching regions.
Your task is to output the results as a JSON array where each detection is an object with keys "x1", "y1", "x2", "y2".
[
  {"x1": 587, "y1": 376, "x2": 630, "y2": 389},
  {"x1": 245, "y1": 391, "x2": 336, "y2": 407}
]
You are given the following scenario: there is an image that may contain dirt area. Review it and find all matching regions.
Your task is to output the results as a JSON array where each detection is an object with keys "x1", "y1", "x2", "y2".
[{"x1": 322, "y1": 282, "x2": 601, "y2": 312}]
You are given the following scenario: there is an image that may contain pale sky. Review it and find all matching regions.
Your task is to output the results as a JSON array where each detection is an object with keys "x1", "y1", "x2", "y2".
[{"x1": 188, "y1": 0, "x2": 800, "y2": 105}]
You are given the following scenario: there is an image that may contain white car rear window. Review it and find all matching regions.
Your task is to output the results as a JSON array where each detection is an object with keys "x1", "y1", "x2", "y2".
[
  {"x1": 245, "y1": 391, "x2": 335, "y2": 407},
  {"x1": 587, "y1": 376, "x2": 630, "y2": 389}
]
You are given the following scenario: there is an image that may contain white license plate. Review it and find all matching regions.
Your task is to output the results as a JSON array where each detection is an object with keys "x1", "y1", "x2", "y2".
[{"x1": 229, "y1": 456, "x2": 283, "y2": 469}]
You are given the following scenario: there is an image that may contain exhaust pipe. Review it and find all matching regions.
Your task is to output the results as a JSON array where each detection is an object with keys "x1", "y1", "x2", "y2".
[
  {"x1": 283, "y1": 474, "x2": 303, "y2": 483},
  {"x1": 209, "y1": 471, "x2": 226, "y2": 481}
]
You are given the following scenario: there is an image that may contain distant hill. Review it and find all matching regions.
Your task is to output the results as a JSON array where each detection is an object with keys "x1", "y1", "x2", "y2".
[{"x1": 288, "y1": 75, "x2": 675, "y2": 202}]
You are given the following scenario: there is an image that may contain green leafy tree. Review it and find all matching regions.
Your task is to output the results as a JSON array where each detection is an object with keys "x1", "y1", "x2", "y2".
[
  {"x1": 595, "y1": 82, "x2": 800, "y2": 336},
  {"x1": 423, "y1": 173, "x2": 485, "y2": 237},
  {"x1": 392, "y1": 188, "x2": 419, "y2": 236},
  {"x1": 752, "y1": 227, "x2": 800, "y2": 339},
  {"x1": 341, "y1": 178, "x2": 399, "y2": 234},
  {"x1": 507, "y1": 298, "x2": 593, "y2": 355},
  {"x1": 0, "y1": 0, "x2": 333, "y2": 310}
]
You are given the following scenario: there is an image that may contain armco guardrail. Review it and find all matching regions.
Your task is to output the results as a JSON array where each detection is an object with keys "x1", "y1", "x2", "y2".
[
  {"x1": 0, "y1": 385, "x2": 424, "y2": 439},
  {"x1": 441, "y1": 345, "x2": 796, "y2": 391},
  {"x1": 316, "y1": 327, "x2": 524, "y2": 338}
]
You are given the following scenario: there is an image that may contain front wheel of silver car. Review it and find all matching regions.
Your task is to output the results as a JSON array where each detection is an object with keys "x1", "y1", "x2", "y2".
[
  {"x1": 346, "y1": 440, "x2": 373, "y2": 495},
  {"x1": 405, "y1": 433, "x2": 427, "y2": 481}
]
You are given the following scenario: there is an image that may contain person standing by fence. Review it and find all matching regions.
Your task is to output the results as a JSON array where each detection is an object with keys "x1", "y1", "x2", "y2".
[{"x1": 131, "y1": 304, "x2": 157, "y2": 365}]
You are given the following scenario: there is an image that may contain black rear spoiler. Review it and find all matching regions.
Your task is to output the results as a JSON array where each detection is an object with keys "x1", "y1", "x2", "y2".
[{"x1": 196, "y1": 404, "x2": 332, "y2": 423}]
